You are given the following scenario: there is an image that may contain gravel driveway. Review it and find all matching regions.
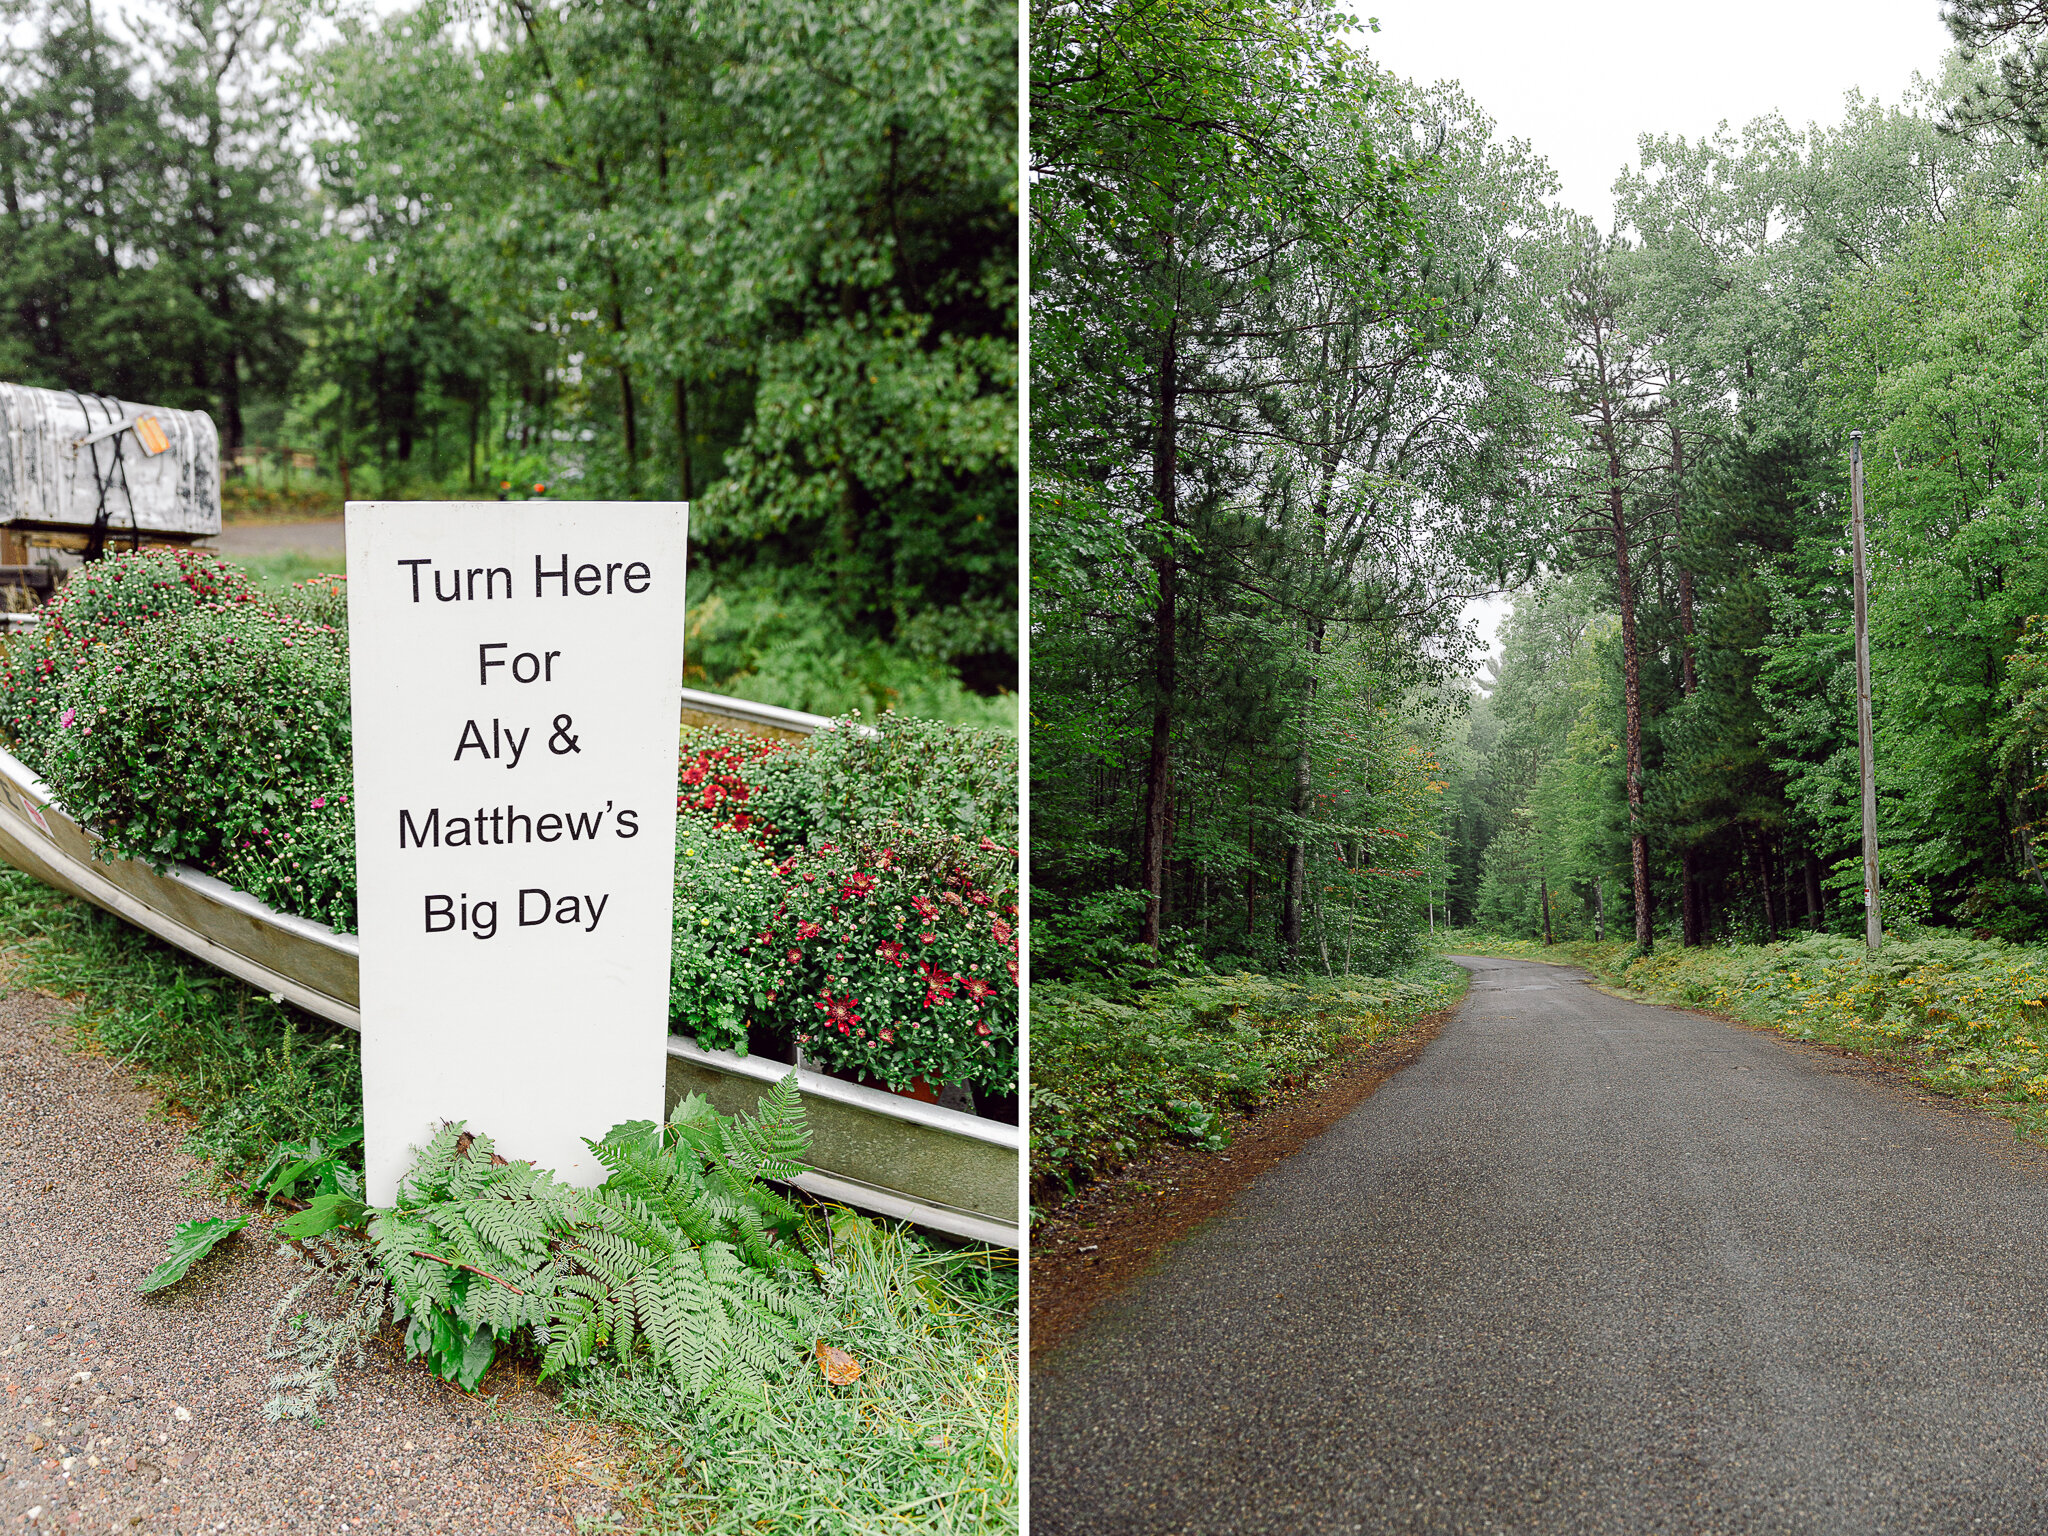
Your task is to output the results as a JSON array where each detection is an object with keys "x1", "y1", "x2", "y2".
[
  {"x1": 0, "y1": 980, "x2": 618, "y2": 1535},
  {"x1": 199, "y1": 522, "x2": 345, "y2": 561},
  {"x1": 1031, "y1": 954, "x2": 2048, "y2": 1535}
]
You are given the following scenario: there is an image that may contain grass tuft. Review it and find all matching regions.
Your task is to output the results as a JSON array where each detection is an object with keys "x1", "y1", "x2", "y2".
[{"x1": 562, "y1": 1211, "x2": 1017, "y2": 1533}]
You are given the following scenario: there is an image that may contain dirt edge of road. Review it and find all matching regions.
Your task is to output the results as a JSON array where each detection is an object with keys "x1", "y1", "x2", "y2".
[{"x1": 1029, "y1": 998, "x2": 1462, "y2": 1354}]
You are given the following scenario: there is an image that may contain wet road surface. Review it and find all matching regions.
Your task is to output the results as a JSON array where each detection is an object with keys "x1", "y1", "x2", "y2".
[{"x1": 1030, "y1": 955, "x2": 2048, "y2": 1534}]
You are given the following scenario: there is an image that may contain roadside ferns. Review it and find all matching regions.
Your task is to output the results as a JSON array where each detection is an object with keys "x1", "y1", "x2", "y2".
[{"x1": 370, "y1": 1074, "x2": 819, "y2": 1395}]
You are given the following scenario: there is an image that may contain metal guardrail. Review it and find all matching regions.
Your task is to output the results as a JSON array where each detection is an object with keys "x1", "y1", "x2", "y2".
[{"x1": 0, "y1": 691, "x2": 1020, "y2": 1245}]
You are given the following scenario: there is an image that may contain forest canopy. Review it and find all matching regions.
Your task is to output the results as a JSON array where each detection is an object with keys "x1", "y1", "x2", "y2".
[
  {"x1": 1034, "y1": 0, "x2": 2048, "y2": 975},
  {"x1": 0, "y1": 0, "x2": 1018, "y2": 723}
]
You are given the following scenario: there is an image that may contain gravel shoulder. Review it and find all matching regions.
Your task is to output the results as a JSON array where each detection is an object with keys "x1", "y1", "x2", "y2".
[
  {"x1": 1031, "y1": 953, "x2": 2048, "y2": 1536},
  {"x1": 0, "y1": 975, "x2": 617, "y2": 1535}
]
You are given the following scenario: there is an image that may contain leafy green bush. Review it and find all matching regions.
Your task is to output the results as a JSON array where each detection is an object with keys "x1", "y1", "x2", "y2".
[
  {"x1": 683, "y1": 712, "x2": 1017, "y2": 856},
  {"x1": 214, "y1": 780, "x2": 359, "y2": 933},
  {"x1": 1030, "y1": 962, "x2": 1467, "y2": 1198},
  {"x1": 562, "y1": 1210, "x2": 1017, "y2": 1534},
  {"x1": 20, "y1": 603, "x2": 349, "y2": 868},
  {"x1": 782, "y1": 824, "x2": 1019, "y2": 1095},
  {"x1": 671, "y1": 814, "x2": 1020, "y2": 1096},
  {"x1": 272, "y1": 571, "x2": 349, "y2": 639},
  {"x1": 671, "y1": 817, "x2": 790, "y2": 1055},
  {"x1": 1028, "y1": 886, "x2": 1146, "y2": 980}
]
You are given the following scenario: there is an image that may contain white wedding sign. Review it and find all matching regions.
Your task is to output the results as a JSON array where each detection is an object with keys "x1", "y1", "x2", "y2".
[{"x1": 346, "y1": 501, "x2": 689, "y2": 1203}]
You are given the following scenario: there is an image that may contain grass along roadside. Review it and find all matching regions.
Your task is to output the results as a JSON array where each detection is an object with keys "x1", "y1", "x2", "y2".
[
  {"x1": 1438, "y1": 927, "x2": 2048, "y2": 1142},
  {"x1": 1029, "y1": 959, "x2": 1469, "y2": 1209},
  {"x1": 0, "y1": 865, "x2": 1019, "y2": 1532}
]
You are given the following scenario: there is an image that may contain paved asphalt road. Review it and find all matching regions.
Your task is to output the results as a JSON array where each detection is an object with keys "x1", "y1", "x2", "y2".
[{"x1": 1030, "y1": 955, "x2": 2048, "y2": 1535}]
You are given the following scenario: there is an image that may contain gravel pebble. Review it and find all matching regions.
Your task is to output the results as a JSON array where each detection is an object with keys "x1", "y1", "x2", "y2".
[{"x1": 0, "y1": 979, "x2": 621, "y2": 1534}]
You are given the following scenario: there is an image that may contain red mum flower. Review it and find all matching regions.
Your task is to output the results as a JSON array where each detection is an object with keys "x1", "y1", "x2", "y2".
[
  {"x1": 876, "y1": 940, "x2": 905, "y2": 966},
  {"x1": 796, "y1": 921, "x2": 822, "y2": 940},
  {"x1": 816, "y1": 992, "x2": 861, "y2": 1032},
  {"x1": 975, "y1": 1021, "x2": 992, "y2": 1037},
  {"x1": 992, "y1": 919, "x2": 1013, "y2": 947},
  {"x1": 911, "y1": 895, "x2": 939, "y2": 921},
  {"x1": 787, "y1": 949, "x2": 802, "y2": 965},
  {"x1": 1005, "y1": 958, "x2": 1019, "y2": 984},
  {"x1": 842, "y1": 871, "x2": 877, "y2": 900},
  {"x1": 961, "y1": 976, "x2": 993, "y2": 1004}
]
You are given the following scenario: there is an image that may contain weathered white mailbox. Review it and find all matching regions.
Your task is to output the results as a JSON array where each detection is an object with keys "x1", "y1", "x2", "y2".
[{"x1": 0, "y1": 383, "x2": 221, "y2": 549}]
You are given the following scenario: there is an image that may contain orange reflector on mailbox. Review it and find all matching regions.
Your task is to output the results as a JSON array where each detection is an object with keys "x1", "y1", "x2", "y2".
[{"x1": 133, "y1": 416, "x2": 169, "y2": 455}]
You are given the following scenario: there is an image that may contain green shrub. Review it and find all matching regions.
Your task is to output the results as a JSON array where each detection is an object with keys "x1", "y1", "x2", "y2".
[
  {"x1": 0, "y1": 548, "x2": 261, "y2": 747},
  {"x1": 214, "y1": 779, "x2": 359, "y2": 933},
  {"x1": 371, "y1": 1081, "x2": 819, "y2": 1393},
  {"x1": 782, "y1": 823, "x2": 1019, "y2": 1096},
  {"x1": 1030, "y1": 962, "x2": 1466, "y2": 1198},
  {"x1": 670, "y1": 815, "x2": 1020, "y2": 1096},
  {"x1": 272, "y1": 571, "x2": 350, "y2": 640},
  {"x1": 671, "y1": 817, "x2": 790, "y2": 1055},
  {"x1": 706, "y1": 712, "x2": 1018, "y2": 854},
  {"x1": 22, "y1": 603, "x2": 350, "y2": 868},
  {"x1": 674, "y1": 723, "x2": 1020, "y2": 1096}
]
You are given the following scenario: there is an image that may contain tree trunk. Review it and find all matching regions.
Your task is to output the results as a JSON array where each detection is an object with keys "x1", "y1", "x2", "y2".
[
  {"x1": 1806, "y1": 853, "x2": 1824, "y2": 928},
  {"x1": 1682, "y1": 848, "x2": 1703, "y2": 947},
  {"x1": 1244, "y1": 782, "x2": 1256, "y2": 940},
  {"x1": 1541, "y1": 869, "x2": 1553, "y2": 945},
  {"x1": 1754, "y1": 835, "x2": 1777, "y2": 940},
  {"x1": 1672, "y1": 417, "x2": 1695, "y2": 696},
  {"x1": 337, "y1": 390, "x2": 352, "y2": 504},
  {"x1": 618, "y1": 363, "x2": 639, "y2": 469},
  {"x1": 1282, "y1": 619, "x2": 1322, "y2": 961},
  {"x1": 1610, "y1": 486, "x2": 1653, "y2": 950},
  {"x1": 1138, "y1": 316, "x2": 1179, "y2": 950},
  {"x1": 1594, "y1": 877, "x2": 1605, "y2": 941},
  {"x1": 674, "y1": 377, "x2": 694, "y2": 501}
]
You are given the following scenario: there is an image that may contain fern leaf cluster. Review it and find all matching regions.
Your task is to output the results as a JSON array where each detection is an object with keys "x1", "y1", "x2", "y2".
[
  {"x1": 263, "y1": 1235, "x2": 390, "y2": 1423},
  {"x1": 368, "y1": 1074, "x2": 821, "y2": 1398}
]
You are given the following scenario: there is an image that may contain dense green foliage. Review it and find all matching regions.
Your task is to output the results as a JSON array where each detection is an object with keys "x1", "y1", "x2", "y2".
[
  {"x1": 562, "y1": 1212, "x2": 1018, "y2": 1535},
  {"x1": 27, "y1": 604, "x2": 350, "y2": 868},
  {"x1": 1029, "y1": 960, "x2": 1465, "y2": 1198},
  {"x1": 1446, "y1": 71, "x2": 2048, "y2": 950},
  {"x1": 1030, "y1": 0, "x2": 1568, "y2": 975},
  {"x1": 374, "y1": 1086, "x2": 818, "y2": 1393},
  {"x1": 0, "y1": 0, "x2": 1016, "y2": 720}
]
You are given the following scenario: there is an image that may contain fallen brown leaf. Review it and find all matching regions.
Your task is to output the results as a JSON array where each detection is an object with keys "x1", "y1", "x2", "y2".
[{"x1": 815, "y1": 1340, "x2": 862, "y2": 1386}]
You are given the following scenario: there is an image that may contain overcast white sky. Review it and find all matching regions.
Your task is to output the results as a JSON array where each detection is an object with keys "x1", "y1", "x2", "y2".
[{"x1": 1358, "y1": 0, "x2": 1958, "y2": 671}]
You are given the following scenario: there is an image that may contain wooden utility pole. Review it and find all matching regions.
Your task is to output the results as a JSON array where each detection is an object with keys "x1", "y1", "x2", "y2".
[
  {"x1": 1851, "y1": 432, "x2": 1881, "y2": 951},
  {"x1": 1594, "y1": 878, "x2": 1604, "y2": 942}
]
